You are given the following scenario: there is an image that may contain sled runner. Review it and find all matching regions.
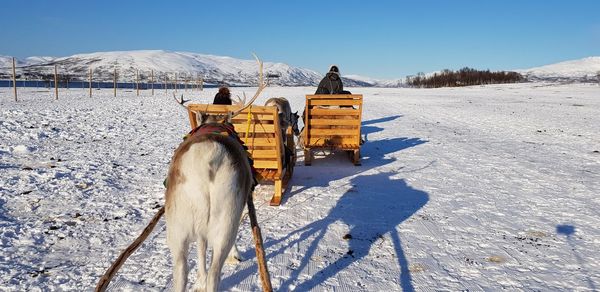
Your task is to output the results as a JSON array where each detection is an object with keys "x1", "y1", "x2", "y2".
[
  {"x1": 303, "y1": 94, "x2": 363, "y2": 166},
  {"x1": 187, "y1": 104, "x2": 295, "y2": 206}
]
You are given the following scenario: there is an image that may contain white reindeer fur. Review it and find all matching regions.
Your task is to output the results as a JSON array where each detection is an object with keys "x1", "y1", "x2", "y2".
[
  {"x1": 265, "y1": 97, "x2": 299, "y2": 153},
  {"x1": 165, "y1": 135, "x2": 252, "y2": 292}
]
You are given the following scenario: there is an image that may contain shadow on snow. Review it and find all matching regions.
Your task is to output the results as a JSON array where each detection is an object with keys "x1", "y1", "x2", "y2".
[{"x1": 222, "y1": 115, "x2": 429, "y2": 291}]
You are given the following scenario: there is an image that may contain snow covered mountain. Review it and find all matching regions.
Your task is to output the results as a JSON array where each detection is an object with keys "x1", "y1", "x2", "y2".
[
  {"x1": 2, "y1": 51, "x2": 599, "y2": 86},
  {"x1": 0, "y1": 50, "x2": 325, "y2": 86},
  {"x1": 1, "y1": 50, "x2": 403, "y2": 87},
  {"x1": 516, "y1": 56, "x2": 600, "y2": 82},
  {"x1": 343, "y1": 74, "x2": 405, "y2": 87}
]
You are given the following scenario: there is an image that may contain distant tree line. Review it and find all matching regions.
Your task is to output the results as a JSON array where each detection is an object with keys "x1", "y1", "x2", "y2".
[{"x1": 406, "y1": 67, "x2": 524, "y2": 88}]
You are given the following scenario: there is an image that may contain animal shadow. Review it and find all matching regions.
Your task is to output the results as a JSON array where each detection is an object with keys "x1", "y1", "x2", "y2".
[{"x1": 274, "y1": 172, "x2": 429, "y2": 291}]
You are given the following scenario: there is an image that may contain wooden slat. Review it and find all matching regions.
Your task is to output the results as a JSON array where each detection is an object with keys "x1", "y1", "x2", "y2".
[
  {"x1": 242, "y1": 137, "x2": 278, "y2": 147},
  {"x1": 308, "y1": 109, "x2": 360, "y2": 116},
  {"x1": 232, "y1": 123, "x2": 276, "y2": 133},
  {"x1": 308, "y1": 99, "x2": 362, "y2": 106},
  {"x1": 309, "y1": 119, "x2": 362, "y2": 126},
  {"x1": 306, "y1": 94, "x2": 363, "y2": 100},
  {"x1": 307, "y1": 140, "x2": 360, "y2": 149},
  {"x1": 248, "y1": 149, "x2": 279, "y2": 159},
  {"x1": 254, "y1": 160, "x2": 279, "y2": 169},
  {"x1": 306, "y1": 138, "x2": 357, "y2": 144},
  {"x1": 309, "y1": 129, "x2": 359, "y2": 135},
  {"x1": 230, "y1": 114, "x2": 276, "y2": 122}
]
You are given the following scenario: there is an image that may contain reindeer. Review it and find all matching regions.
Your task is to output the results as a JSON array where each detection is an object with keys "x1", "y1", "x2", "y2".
[
  {"x1": 264, "y1": 97, "x2": 300, "y2": 167},
  {"x1": 165, "y1": 55, "x2": 267, "y2": 292},
  {"x1": 264, "y1": 97, "x2": 300, "y2": 139}
]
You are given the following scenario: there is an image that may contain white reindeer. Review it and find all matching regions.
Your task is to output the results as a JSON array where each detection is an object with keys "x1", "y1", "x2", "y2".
[{"x1": 165, "y1": 55, "x2": 266, "y2": 292}]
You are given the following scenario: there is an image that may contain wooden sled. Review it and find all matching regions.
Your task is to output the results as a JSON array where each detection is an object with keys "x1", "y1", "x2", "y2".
[
  {"x1": 187, "y1": 104, "x2": 294, "y2": 206},
  {"x1": 303, "y1": 94, "x2": 363, "y2": 166}
]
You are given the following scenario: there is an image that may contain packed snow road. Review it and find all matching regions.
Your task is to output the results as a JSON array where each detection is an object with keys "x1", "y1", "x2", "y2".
[{"x1": 1, "y1": 83, "x2": 598, "y2": 291}]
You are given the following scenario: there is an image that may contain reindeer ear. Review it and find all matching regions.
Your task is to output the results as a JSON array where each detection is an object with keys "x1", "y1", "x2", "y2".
[{"x1": 226, "y1": 111, "x2": 234, "y2": 123}]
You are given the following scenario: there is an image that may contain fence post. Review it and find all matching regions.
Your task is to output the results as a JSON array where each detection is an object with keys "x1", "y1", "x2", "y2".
[
  {"x1": 200, "y1": 77, "x2": 203, "y2": 91},
  {"x1": 136, "y1": 69, "x2": 140, "y2": 96},
  {"x1": 54, "y1": 65, "x2": 59, "y2": 100},
  {"x1": 114, "y1": 67, "x2": 117, "y2": 97},
  {"x1": 151, "y1": 69, "x2": 154, "y2": 96},
  {"x1": 164, "y1": 73, "x2": 168, "y2": 93},
  {"x1": 89, "y1": 68, "x2": 93, "y2": 98},
  {"x1": 12, "y1": 57, "x2": 18, "y2": 101},
  {"x1": 175, "y1": 72, "x2": 178, "y2": 94}
]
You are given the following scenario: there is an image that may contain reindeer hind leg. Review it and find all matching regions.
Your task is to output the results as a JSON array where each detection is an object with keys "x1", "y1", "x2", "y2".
[
  {"x1": 167, "y1": 233, "x2": 190, "y2": 292},
  {"x1": 193, "y1": 236, "x2": 208, "y2": 292}
]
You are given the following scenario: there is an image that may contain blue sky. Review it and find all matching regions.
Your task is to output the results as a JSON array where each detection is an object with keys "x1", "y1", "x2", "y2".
[{"x1": 1, "y1": 0, "x2": 599, "y2": 79}]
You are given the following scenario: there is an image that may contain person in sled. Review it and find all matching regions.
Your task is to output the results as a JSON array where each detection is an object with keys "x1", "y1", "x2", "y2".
[
  {"x1": 315, "y1": 65, "x2": 352, "y2": 95},
  {"x1": 213, "y1": 86, "x2": 232, "y2": 105},
  {"x1": 304, "y1": 65, "x2": 354, "y2": 125}
]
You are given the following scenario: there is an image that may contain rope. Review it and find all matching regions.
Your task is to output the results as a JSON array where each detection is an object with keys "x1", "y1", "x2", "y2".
[{"x1": 244, "y1": 105, "x2": 253, "y2": 144}]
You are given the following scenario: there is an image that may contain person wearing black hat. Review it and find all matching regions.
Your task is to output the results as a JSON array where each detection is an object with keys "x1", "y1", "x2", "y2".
[
  {"x1": 315, "y1": 65, "x2": 351, "y2": 95},
  {"x1": 213, "y1": 86, "x2": 232, "y2": 105}
]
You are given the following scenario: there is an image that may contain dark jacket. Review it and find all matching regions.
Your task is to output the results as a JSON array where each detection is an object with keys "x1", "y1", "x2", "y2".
[
  {"x1": 315, "y1": 72, "x2": 344, "y2": 94},
  {"x1": 213, "y1": 88, "x2": 232, "y2": 105}
]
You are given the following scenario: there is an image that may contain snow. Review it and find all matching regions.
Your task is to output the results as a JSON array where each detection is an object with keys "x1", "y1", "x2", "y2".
[
  {"x1": 1, "y1": 83, "x2": 599, "y2": 291},
  {"x1": 517, "y1": 57, "x2": 600, "y2": 80}
]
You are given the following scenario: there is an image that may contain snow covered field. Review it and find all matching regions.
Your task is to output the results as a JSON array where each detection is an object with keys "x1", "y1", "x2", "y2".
[{"x1": 1, "y1": 83, "x2": 599, "y2": 291}]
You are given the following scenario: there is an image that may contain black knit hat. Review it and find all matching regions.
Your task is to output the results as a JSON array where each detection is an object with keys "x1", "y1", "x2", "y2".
[{"x1": 329, "y1": 65, "x2": 339, "y2": 73}]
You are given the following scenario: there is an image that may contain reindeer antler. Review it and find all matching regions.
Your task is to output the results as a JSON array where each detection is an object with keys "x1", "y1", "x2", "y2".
[
  {"x1": 230, "y1": 53, "x2": 267, "y2": 117},
  {"x1": 233, "y1": 94, "x2": 246, "y2": 107},
  {"x1": 173, "y1": 93, "x2": 190, "y2": 109}
]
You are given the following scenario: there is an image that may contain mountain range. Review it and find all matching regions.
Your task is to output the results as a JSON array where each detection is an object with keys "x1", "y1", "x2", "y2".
[{"x1": 1, "y1": 50, "x2": 599, "y2": 86}]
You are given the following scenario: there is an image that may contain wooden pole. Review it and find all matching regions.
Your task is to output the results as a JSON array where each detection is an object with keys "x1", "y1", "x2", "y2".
[
  {"x1": 151, "y1": 69, "x2": 154, "y2": 96},
  {"x1": 12, "y1": 57, "x2": 17, "y2": 101},
  {"x1": 89, "y1": 68, "x2": 93, "y2": 98},
  {"x1": 200, "y1": 77, "x2": 204, "y2": 91},
  {"x1": 164, "y1": 74, "x2": 168, "y2": 93},
  {"x1": 247, "y1": 196, "x2": 273, "y2": 292},
  {"x1": 54, "y1": 65, "x2": 59, "y2": 100},
  {"x1": 136, "y1": 69, "x2": 140, "y2": 96},
  {"x1": 113, "y1": 67, "x2": 117, "y2": 97},
  {"x1": 95, "y1": 206, "x2": 165, "y2": 292},
  {"x1": 174, "y1": 72, "x2": 178, "y2": 94}
]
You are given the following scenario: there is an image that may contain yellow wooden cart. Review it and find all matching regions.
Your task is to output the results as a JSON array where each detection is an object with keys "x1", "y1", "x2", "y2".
[{"x1": 302, "y1": 94, "x2": 363, "y2": 166}]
